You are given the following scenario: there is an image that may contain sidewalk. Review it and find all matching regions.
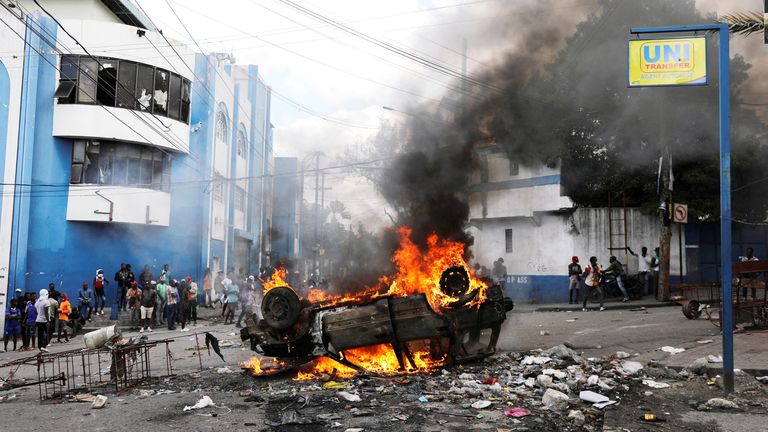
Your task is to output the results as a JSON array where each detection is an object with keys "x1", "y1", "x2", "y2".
[
  {"x1": 653, "y1": 330, "x2": 768, "y2": 376},
  {"x1": 529, "y1": 297, "x2": 677, "y2": 312}
]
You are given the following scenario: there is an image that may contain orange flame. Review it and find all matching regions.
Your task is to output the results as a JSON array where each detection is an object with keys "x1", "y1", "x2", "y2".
[
  {"x1": 241, "y1": 356, "x2": 286, "y2": 375},
  {"x1": 294, "y1": 343, "x2": 445, "y2": 380},
  {"x1": 380, "y1": 227, "x2": 488, "y2": 311},
  {"x1": 262, "y1": 267, "x2": 288, "y2": 294},
  {"x1": 247, "y1": 227, "x2": 485, "y2": 379}
]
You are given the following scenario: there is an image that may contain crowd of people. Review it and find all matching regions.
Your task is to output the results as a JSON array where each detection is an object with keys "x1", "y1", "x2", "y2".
[
  {"x1": 3, "y1": 262, "x2": 274, "y2": 353},
  {"x1": 567, "y1": 246, "x2": 662, "y2": 311},
  {"x1": 2, "y1": 284, "x2": 79, "y2": 353}
]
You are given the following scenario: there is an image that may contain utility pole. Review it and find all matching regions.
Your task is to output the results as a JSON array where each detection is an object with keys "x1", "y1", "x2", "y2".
[
  {"x1": 313, "y1": 153, "x2": 320, "y2": 282},
  {"x1": 320, "y1": 172, "x2": 326, "y2": 280},
  {"x1": 659, "y1": 150, "x2": 672, "y2": 301}
]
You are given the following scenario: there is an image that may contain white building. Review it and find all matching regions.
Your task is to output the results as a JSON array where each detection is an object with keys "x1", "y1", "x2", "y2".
[{"x1": 467, "y1": 142, "x2": 686, "y2": 302}]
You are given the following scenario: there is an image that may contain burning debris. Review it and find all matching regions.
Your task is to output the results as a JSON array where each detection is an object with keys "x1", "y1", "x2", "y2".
[{"x1": 240, "y1": 227, "x2": 513, "y2": 378}]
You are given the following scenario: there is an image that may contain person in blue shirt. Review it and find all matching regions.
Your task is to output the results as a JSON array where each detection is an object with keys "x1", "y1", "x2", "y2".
[
  {"x1": 2, "y1": 299, "x2": 22, "y2": 352},
  {"x1": 23, "y1": 295, "x2": 38, "y2": 350},
  {"x1": 77, "y1": 282, "x2": 93, "y2": 321}
]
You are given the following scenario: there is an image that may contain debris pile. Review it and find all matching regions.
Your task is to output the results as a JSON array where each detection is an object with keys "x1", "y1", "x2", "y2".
[{"x1": 233, "y1": 344, "x2": 711, "y2": 430}]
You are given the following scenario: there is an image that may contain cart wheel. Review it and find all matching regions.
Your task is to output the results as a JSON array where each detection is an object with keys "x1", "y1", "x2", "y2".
[
  {"x1": 705, "y1": 307, "x2": 721, "y2": 328},
  {"x1": 682, "y1": 300, "x2": 701, "y2": 320}
]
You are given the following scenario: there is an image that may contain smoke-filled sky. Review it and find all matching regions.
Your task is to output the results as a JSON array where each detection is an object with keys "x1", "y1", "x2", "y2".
[{"x1": 136, "y1": 0, "x2": 768, "y2": 228}]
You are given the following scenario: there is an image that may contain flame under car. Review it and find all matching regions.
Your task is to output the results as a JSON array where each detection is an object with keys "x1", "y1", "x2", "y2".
[{"x1": 240, "y1": 267, "x2": 514, "y2": 375}]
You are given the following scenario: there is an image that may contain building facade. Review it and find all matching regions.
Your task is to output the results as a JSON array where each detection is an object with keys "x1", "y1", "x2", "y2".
[
  {"x1": 271, "y1": 157, "x2": 301, "y2": 267},
  {"x1": 0, "y1": 0, "x2": 272, "y2": 332},
  {"x1": 467, "y1": 143, "x2": 687, "y2": 303}
]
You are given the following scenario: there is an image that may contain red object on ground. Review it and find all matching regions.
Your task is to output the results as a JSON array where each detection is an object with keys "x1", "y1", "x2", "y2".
[{"x1": 504, "y1": 407, "x2": 532, "y2": 418}]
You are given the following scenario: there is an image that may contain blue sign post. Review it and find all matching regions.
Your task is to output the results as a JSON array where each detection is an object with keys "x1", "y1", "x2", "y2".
[{"x1": 629, "y1": 24, "x2": 733, "y2": 393}]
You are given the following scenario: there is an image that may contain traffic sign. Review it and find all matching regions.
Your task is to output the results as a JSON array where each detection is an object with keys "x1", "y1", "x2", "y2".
[{"x1": 673, "y1": 203, "x2": 688, "y2": 223}]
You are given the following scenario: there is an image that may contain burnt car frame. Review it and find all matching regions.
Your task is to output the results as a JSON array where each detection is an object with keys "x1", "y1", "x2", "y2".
[{"x1": 240, "y1": 267, "x2": 514, "y2": 372}]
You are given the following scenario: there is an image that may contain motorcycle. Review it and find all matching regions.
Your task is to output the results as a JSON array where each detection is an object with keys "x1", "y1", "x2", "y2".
[{"x1": 589, "y1": 272, "x2": 643, "y2": 304}]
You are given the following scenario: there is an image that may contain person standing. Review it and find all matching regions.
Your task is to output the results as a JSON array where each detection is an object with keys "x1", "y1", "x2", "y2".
[
  {"x1": 235, "y1": 280, "x2": 253, "y2": 328},
  {"x1": 77, "y1": 282, "x2": 93, "y2": 321},
  {"x1": 139, "y1": 282, "x2": 157, "y2": 333},
  {"x1": 160, "y1": 264, "x2": 172, "y2": 287},
  {"x1": 203, "y1": 268, "x2": 213, "y2": 308},
  {"x1": 115, "y1": 263, "x2": 128, "y2": 311},
  {"x1": 628, "y1": 246, "x2": 652, "y2": 296},
  {"x1": 93, "y1": 269, "x2": 108, "y2": 315},
  {"x1": 57, "y1": 294, "x2": 71, "y2": 343},
  {"x1": 126, "y1": 281, "x2": 142, "y2": 329},
  {"x1": 739, "y1": 247, "x2": 759, "y2": 300},
  {"x1": 47, "y1": 294, "x2": 59, "y2": 342},
  {"x1": 582, "y1": 257, "x2": 605, "y2": 312},
  {"x1": 187, "y1": 276, "x2": 199, "y2": 327},
  {"x1": 35, "y1": 289, "x2": 51, "y2": 353},
  {"x1": 165, "y1": 281, "x2": 179, "y2": 331},
  {"x1": 2, "y1": 299, "x2": 22, "y2": 352},
  {"x1": 140, "y1": 264, "x2": 153, "y2": 290},
  {"x1": 604, "y1": 256, "x2": 630, "y2": 302},
  {"x1": 492, "y1": 258, "x2": 508, "y2": 290},
  {"x1": 21, "y1": 294, "x2": 37, "y2": 351},
  {"x1": 156, "y1": 276, "x2": 168, "y2": 327},
  {"x1": 224, "y1": 279, "x2": 239, "y2": 325},
  {"x1": 651, "y1": 247, "x2": 661, "y2": 299},
  {"x1": 567, "y1": 256, "x2": 582, "y2": 304},
  {"x1": 178, "y1": 278, "x2": 190, "y2": 331}
]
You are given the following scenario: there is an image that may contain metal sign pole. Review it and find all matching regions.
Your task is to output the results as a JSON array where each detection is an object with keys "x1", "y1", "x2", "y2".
[{"x1": 630, "y1": 24, "x2": 733, "y2": 394}]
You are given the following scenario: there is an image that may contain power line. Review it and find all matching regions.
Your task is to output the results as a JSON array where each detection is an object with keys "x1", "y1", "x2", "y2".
[
  {"x1": 33, "y1": 0, "x2": 192, "y2": 152},
  {"x1": 9, "y1": 3, "x2": 194, "y2": 158},
  {"x1": 0, "y1": 9, "x2": 195, "y2": 169},
  {"x1": 165, "y1": 1, "x2": 447, "y2": 106},
  {"x1": 273, "y1": 0, "x2": 504, "y2": 93}
]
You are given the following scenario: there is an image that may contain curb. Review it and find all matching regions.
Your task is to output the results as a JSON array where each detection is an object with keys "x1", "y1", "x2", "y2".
[{"x1": 534, "y1": 301, "x2": 677, "y2": 313}]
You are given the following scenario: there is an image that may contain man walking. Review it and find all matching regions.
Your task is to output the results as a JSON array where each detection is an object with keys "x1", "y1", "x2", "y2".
[
  {"x1": 567, "y1": 256, "x2": 582, "y2": 304},
  {"x1": 492, "y1": 258, "x2": 508, "y2": 290},
  {"x1": 155, "y1": 276, "x2": 168, "y2": 327},
  {"x1": 582, "y1": 257, "x2": 605, "y2": 311}
]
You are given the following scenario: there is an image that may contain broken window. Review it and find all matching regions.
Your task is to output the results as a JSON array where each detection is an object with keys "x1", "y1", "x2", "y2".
[
  {"x1": 153, "y1": 68, "x2": 169, "y2": 116},
  {"x1": 168, "y1": 73, "x2": 181, "y2": 121},
  {"x1": 505, "y1": 229, "x2": 513, "y2": 253},
  {"x1": 70, "y1": 141, "x2": 170, "y2": 190},
  {"x1": 96, "y1": 60, "x2": 117, "y2": 106},
  {"x1": 77, "y1": 58, "x2": 98, "y2": 104},
  {"x1": 70, "y1": 140, "x2": 86, "y2": 183},
  {"x1": 83, "y1": 141, "x2": 101, "y2": 184},
  {"x1": 58, "y1": 55, "x2": 191, "y2": 124},
  {"x1": 136, "y1": 64, "x2": 154, "y2": 111},
  {"x1": 181, "y1": 79, "x2": 191, "y2": 123},
  {"x1": 57, "y1": 55, "x2": 78, "y2": 104},
  {"x1": 117, "y1": 60, "x2": 137, "y2": 109}
]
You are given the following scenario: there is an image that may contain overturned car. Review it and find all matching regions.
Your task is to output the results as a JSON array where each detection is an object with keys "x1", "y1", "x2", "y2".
[{"x1": 240, "y1": 266, "x2": 514, "y2": 374}]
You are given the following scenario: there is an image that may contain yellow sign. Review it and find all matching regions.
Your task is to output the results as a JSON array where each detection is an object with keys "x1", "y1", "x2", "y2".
[{"x1": 628, "y1": 37, "x2": 707, "y2": 87}]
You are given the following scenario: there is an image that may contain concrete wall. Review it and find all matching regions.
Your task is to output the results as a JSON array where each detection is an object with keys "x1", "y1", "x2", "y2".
[{"x1": 470, "y1": 207, "x2": 686, "y2": 303}]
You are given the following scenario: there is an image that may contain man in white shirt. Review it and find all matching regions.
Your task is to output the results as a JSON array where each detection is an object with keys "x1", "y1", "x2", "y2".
[
  {"x1": 628, "y1": 246, "x2": 653, "y2": 296},
  {"x1": 35, "y1": 289, "x2": 51, "y2": 353}
]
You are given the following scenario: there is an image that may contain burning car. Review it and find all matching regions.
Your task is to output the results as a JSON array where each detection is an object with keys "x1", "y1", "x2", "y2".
[{"x1": 240, "y1": 228, "x2": 514, "y2": 377}]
